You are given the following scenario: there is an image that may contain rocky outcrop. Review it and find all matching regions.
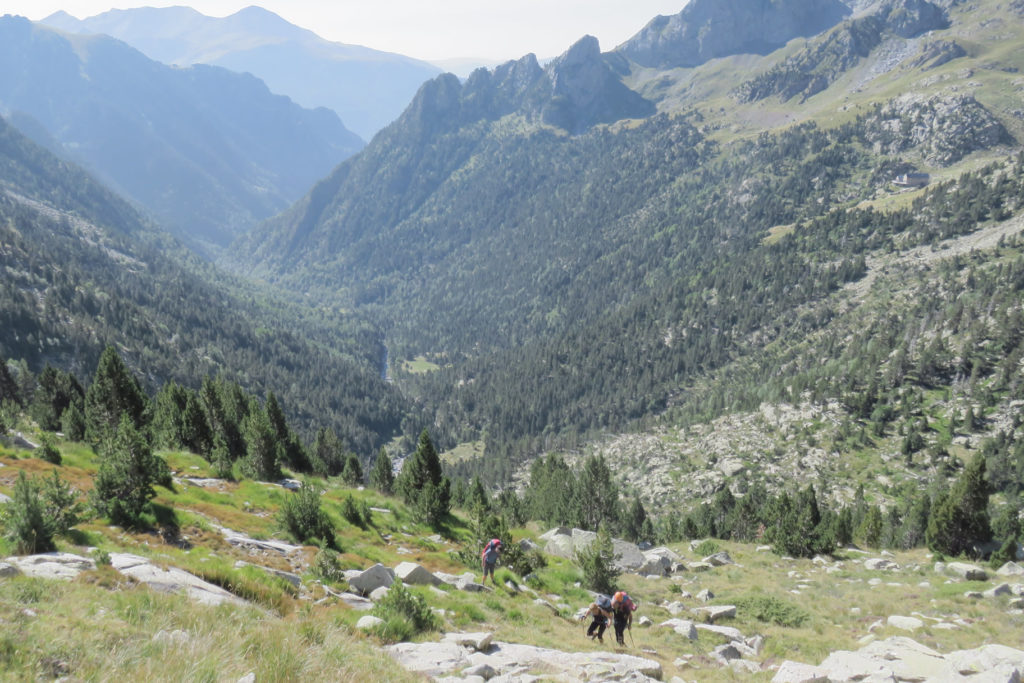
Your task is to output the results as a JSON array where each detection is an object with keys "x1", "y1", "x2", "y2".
[
  {"x1": 540, "y1": 527, "x2": 667, "y2": 574},
  {"x1": 540, "y1": 36, "x2": 655, "y2": 134},
  {"x1": 775, "y1": 636, "x2": 1024, "y2": 682},
  {"x1": 396, "y1": 38, "x2": 653, "y2": 139},
  {"x1": 910, "y1": 39, "x2": 966, "y2": 69},
  {"x1": 735, "y1": 0, "x2": 948, "y2": 103},
  {"x1": 617, "y1": 0, "x2": 850, "y2": 69},
  {"x1": 387, "y1": 632, "x2": 663, "y2": 681},
  {"x1": 861, "y1": 94, "x2": 1015, "y2": 166}
]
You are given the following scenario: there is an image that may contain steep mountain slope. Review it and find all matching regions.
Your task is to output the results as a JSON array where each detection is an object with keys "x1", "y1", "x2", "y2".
[
  {"x1": 233, "y1": 0, "x2": 1023, "y2": 477},
  {"x1": 0, "y1": 114, "x2": 405, "y2": 454},
  {"x1": 617, "y1": 0, "x2": 851, "y2": 68},
  {"x1": 41, "y1": 5, "x2": 441, "y2": 140},
  {"x1": 0, "y1": 16, "x2": 363, "y2": 256}
]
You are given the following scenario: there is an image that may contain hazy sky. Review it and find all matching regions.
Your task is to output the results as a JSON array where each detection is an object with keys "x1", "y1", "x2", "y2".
[{"x1": 3, "y1": 1, "x2": 688, "y2": 62}]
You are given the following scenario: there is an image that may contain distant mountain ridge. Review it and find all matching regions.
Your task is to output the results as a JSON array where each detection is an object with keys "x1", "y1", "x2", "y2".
[
  {"x1": 0, "y1": 15, "x2": 362, "y2": 255},
  {"x1": 41, "y1": 5, "x2": 442, "y2": 140}
]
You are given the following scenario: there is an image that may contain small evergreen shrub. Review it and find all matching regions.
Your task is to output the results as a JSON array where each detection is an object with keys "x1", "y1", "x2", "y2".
[
  {"x1": 340, "y1": 495, "x2": 369, "y2": 528},
  {"x1": 371, "y1": 581, "x2": 438, "y2": 643},
  {"x1": 311, "y1": 548, "x2": 345, "y2": 584},
  {"x1": 91, "y1": 547, "x2": 112, "y2": 567},
  {"x1": 694, "y1": 539, "x2": 721, "y2": 556},
  {"x1": 734, "y1": 594, "x2": 809, "y2": 627},
  {"x1": 38, "y1": 435, "x2": 62, "y2": 465},
  {"x1": 4, "y1": 471, "x2": 55, "y2": 554},
  {"x1": 277, "y1": 483, "x2": 336, "y2": 548}
]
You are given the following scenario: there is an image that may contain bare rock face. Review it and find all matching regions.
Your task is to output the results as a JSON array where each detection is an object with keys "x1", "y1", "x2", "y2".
[
  {"x1": 540, "y1": 36, "x2": 655, "y2": 135},
  {"x1": 862, "y1": 94, "x2": 1014, "y2": 166},
  {"x1": 618, "y1": 0, "x2": 851, "y2": 69}
]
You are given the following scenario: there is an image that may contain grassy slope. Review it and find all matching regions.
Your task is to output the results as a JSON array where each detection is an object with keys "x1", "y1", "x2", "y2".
[{"x1": 2, "y1": 432, "x2": 1023, "y2": 681}]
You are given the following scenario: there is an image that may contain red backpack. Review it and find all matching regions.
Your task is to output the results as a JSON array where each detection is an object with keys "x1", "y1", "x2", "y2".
[{"x1": 481, "y1": 538, "x2": 502, "y2": 560}]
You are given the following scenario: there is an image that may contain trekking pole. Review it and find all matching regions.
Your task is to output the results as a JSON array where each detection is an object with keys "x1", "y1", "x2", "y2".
[{"x1": 628, "y1": 624, "x2": 635, "y2": 648}]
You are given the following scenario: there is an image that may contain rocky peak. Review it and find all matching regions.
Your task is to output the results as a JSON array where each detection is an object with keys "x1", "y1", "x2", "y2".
[
  {"x1": 617, "y1": 0, "x2": 851, "y2": 69},
  {"x1": 540, "y1": 35, "x2": 655, "y2": 133},
  {"x1": 392, "y1": 37, "x2": 652, "y2": 137}
]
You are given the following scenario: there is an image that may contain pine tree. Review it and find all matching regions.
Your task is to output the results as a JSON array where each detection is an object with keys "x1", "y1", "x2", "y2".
[
  {"x1": 370, "y1": 447, "x2": 395, "y2": 494},
  {"x1": 311, "y1": 427, "x2": 345, "y2": 478},
  {"x1": 575, "y1": 524, "x2": 620, "y2": 595},
  {"x1": 30, "y1": 365, "x2": 83, "y2": 432},
  {"x1": 265, "y1": 391, "x2": 308, "y2": 472},
  {"x1": 926, "y1": 455, "x2": 992, "y2": 556},
  {"x1": 574, "y1": 454, "x2": 619, "y2": 532},
  {"x1": 60, "y1": 399, "x2": 86, "y2": 442},
  {"x1": 621, "y1": 498, "x2": 649, "y2": 543},
  {"x1": 341, "y1": 452, "x2": 364, "y2": 486},
  {"x1": 91, "y1": 415, "x2": 172, "y2": 527},
  {"x1": 4, "y1": 471, "x2": 55, "y2": 554},
  {"x1": 0, "y1": 361, "x2": 20, "y2": 406},
  {"x1": 84, "y1": 347, "x2": 149, "y2": 444},
  {"x1": 396, "y1": 430, "x2": 450, "y2": 527},
  {"x1": 241, "y1": 403, "x2": 282, "y2": 482}
]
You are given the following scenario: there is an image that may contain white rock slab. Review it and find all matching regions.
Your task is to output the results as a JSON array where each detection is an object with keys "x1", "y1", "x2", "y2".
[
  {"x1": 3, "y1": 552, "x2": 95, "y2": 580},
  {"x1": 109, "y1": 553, "x2": 247, "y2": 607}
]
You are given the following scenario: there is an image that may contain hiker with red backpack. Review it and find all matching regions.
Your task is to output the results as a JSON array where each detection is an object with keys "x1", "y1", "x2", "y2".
[
  {"x1": 610, "y1": 591, "x2": 637, "y2": 646},
  {"x1": 481, "y1": 538, "x2": 502, "y2": 585}
]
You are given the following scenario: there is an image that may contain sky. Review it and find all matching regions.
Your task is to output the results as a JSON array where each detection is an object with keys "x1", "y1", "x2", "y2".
[{"x1": 2, "y1": 1, "x2": 689, "y2": 62}]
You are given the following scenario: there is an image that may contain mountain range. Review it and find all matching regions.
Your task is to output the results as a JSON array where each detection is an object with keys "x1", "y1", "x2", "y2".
[
  {"x1": 0, "y1": 15, "x2": 363, "y2": 256},
  {"x1": 40, "y1": 5, "x2": 443, "y2": 141},
  {"x1": 3, "y1": 0, "x2": 1024, "y2": 510}
]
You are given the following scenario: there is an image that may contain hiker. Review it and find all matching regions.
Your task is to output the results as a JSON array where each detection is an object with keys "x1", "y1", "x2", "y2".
[
  {"x1": 481, "y1": 538, "x2": 502, "y2": 585},
  {"x1": 611, "y1": 591, "x2": 637, "y2": 646},
  {"x1": 580, "y1": 594, "x2": 613, "y2": 643}
]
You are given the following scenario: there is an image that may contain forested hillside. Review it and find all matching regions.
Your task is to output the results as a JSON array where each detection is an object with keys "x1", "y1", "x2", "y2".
[
  {"x1": 233, "y1": 0, "x2": 1023, "y2": 487},
  {"x1": 0, "y1": 115, "x2": 406, "y2": 455}
]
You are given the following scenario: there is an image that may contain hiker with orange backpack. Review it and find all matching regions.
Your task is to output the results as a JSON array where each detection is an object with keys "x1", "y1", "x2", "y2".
[
  {"x1": 610, "y1": 591, "x2": 637, "y2": 646},
  {"x1": 481, "y1": 538, "x2": 502, "y2": 585}
]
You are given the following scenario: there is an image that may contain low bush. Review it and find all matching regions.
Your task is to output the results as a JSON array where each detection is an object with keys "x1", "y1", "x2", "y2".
[
  {"x1": 734, "y1": 594, "x2": 810, "y2": 627},
  {"x1": 371, "y1": 581, "x2": 438, "y2": 643},
  {"x1": 277, "y1": 483, "x2": 336, "y2": 548}
]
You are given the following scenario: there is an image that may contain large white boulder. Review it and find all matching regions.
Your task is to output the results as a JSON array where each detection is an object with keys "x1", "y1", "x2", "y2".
[
  {"x1": 997, "y1": 562, "x2": 1024, "y2": 577},
  {"x1": 543, "y1": 534, "x2": 576, "y2": 559},
  {"x1": 539, "y1": 527, "x2": 571, "y2": 542},
  {"x1": 348, "y1": 563, "x2": 396, "y2": 596},
  {"x1": 942, "y1": 562, "x2": 988, "y2": 581},
  {"x1": 356, "y1": 615, "x2": 384, "y2": 631},
  {"x1": 395, "y1": 562, "x2": 442, "y2": 586}
]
